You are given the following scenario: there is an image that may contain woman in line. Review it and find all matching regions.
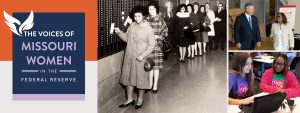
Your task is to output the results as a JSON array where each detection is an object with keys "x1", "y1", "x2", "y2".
[
  {"x1": 115, "y1": 5, "x2": 156, "y2": 109},
  {"x1": 174, "y1": 4, "x2": 190, "y2": 62},
  {"x1": 191, "y1": 2, "x2": 204, "y2": 56},
  {"x1": 260, "y1": 54, "x2": 300, "y2": 99},
  {"x1": 228, "y1": 53, "x2": 255, "y2": 105},
  {"x1": 147, "y1": 2, "x2": 168, "y2": 93},
  {"x1": 199, "y1": 5, "x2": 209, "y2": 54},
  {"x1": 205, "y1": 3, "x2": 216, "y2": 50},
  {"x1": 186, "y1": 4, "x2": 196, "y2": 58},
  {"x1": 271, "y1": 13, "x2": 294, "y2": 51}
]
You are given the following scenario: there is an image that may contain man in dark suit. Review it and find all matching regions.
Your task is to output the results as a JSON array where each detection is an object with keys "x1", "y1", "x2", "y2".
[
  {"x1": 234, "y1": 3, "x2": 261, "y2": 50},
  {"x1": 214, "y1": 3, "x2": 227, "y2": 50}
]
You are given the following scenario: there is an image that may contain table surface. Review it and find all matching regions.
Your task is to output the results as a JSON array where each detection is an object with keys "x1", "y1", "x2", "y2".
[
  {"x1": 228, "y1": 97, "x2": 300, "y2": 113},
  {"x1": 253, "y1": 55, "x2": 274, "y2": 64}
]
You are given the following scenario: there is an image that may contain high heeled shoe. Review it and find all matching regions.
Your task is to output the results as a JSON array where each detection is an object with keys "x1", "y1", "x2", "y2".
[
  {"x1": 145, "y1": 89, "x2": 150, "y2": 93},
  {"x1": 152, "y1": 89, "x2": 158, "y2": 93},
  {"x1": 180, "y1": 59, "x2": 185, "y2": 63},
  {"x1": 119, "y1": 100, "x2": 135, "y2": 108},
  {"x1": 135, "y1": 101, "x2": 144, "y2": 109},
  {"x1": 178, "y1": 58, "x2": 183, "y2": 62},
  {"x1": 187, "y1": 54, "x2": 191, "y2": 58}
]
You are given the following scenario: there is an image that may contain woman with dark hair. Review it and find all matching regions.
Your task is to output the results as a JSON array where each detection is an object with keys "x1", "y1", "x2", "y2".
[
  {"x1": 228, "y1": 53, "x2": 255, "y2": 105},
  {"x1": 192, "y1": 2, "x2": 204, "y2": 56},
  {"x1": 174, "y1": 4, "x2": 190, "y2": 62},
  {"x1": 146, "y1": 2, "x2": 168, "y2": 93},
  {"x1": 260, "y1": 54, "x2": 300, "y2": 99},
  {"x1": 199, "y1": 5, "x2": 209, "y2": 54},
  {"x1": 271, "y1": 13, "x2": 294, "y2": 51},
  {"x1": 114, "y1": 5, "x2": 155, "y2": 109},
  {"x1": 186, "y1": 4, "x2": 196, "y2": 58}
]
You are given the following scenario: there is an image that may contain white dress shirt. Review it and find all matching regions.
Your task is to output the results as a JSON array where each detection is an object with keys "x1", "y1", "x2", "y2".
[{"x1": 206, "y1": 9, "x2": 216, "y2": 36}]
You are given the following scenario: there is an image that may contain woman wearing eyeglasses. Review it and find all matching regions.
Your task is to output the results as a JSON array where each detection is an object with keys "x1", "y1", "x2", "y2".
[
  {"x1": 270, "y1": 13, "x2": 294, "y2": 51},
  {"x1": 260, "y1": 54, "x2": 300, "y2": 99}
]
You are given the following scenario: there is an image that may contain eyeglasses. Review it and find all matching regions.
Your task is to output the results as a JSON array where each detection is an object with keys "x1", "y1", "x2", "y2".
[{"x1": 275, "y1": 62, "x2": 285, "y2": 67}]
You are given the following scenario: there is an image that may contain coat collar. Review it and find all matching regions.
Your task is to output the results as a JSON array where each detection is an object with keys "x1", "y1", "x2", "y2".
[
  {"x1": 147, "y1": 15, "x2": 160, "y2": 21},
  {"x1": 176, "y1": 12, "x2": 189, "y2": 18},
  {"x1": 133, "y1": 20, "x2": 149, "y2": 27},
  {"x1": 244, "y1": 13, "x2": 252, "y2": 19}
]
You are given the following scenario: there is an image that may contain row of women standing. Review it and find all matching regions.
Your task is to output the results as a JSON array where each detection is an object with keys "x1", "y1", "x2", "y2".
[
  {"x1": 174, "y1": 3, "x2": 207, "y2": 62},
  {"x1": 114, "y1": 1, "x2": 226, "y2": 110},
  {"x1": 172, "y1": 2, "x2": 226, "y2": 62}
]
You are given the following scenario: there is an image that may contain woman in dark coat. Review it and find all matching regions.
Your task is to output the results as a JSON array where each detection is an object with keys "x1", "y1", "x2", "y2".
[
  {"x1": 191, "y1": 2, "x2": 204, "y2": 56},
  {"x1": 199, "y1": 5, "x2": 210, "y2": 54},
  {"x1": 174, "y1": 4, "x2": 190, "y2": 62},
  {"x1": 187, "y1": 4, "x2": 196, "y2": 58}
]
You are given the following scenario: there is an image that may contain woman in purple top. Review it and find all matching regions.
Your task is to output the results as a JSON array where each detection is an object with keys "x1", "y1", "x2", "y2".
[{"x1": 228, "y1": 53, "x2": 255, "y2": 105}]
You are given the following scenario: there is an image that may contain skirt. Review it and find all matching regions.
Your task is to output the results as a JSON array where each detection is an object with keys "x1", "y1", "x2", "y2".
[
  {"x1": 151, "y1": 40, "x2": 164, "y2": 69},
  {"x1": 189, "y1": 36, "x2": 196, "y2": 45},
  {"x1": 195, "y1": 31, "x2": 203, "y2": 42},
  {"x1": 202, "y1": 32, "x2": 209, "y2": 43},
  {"x1": 176, "y1": 37, "x2": 190, "y2": 47}
]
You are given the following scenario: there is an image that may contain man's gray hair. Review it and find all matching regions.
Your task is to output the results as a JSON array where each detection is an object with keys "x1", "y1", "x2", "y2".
[{"x1": 244, "y1": 2, "x2": 254, "y2": 9}]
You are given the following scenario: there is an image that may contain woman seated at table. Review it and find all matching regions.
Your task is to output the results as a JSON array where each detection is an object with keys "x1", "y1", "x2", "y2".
[
  {"x1": 260, "y1": 54, "x2": 300, "y2": 99},
  {"x1": 229, "y1": 53, "x2": 255, "y2": 105}
]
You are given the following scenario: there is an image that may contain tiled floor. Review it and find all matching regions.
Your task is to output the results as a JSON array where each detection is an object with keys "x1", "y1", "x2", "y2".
[{"x1": 109, "y1": 50, "x2": 227, "y2": 113}]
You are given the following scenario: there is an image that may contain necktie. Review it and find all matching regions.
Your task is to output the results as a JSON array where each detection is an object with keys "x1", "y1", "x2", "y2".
[{"x1": 249, "y1": 16, "x2": 252, "y2": 29}]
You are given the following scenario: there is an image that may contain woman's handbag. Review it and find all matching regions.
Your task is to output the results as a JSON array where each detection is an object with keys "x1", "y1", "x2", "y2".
[
  {"x1": 204, "y1": 26, "x2": 211, "y2": 32},
  {"x1": 157, "y1": 39, "x2": 172, "y2": 53},
  {"x1": 163, "y1": 39, "x2": 172, "y2": 53},
  {"x1": 199, "y1": 25, "x2": 206, "y2": 32},
  {"x1": 144, "y1": 57, "x2": 154, "y2": 72}
]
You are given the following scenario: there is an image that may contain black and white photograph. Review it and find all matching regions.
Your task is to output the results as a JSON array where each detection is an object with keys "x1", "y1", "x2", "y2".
[{"x1": 98, "y1": 0, "x2": 227, "y2": 112}]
